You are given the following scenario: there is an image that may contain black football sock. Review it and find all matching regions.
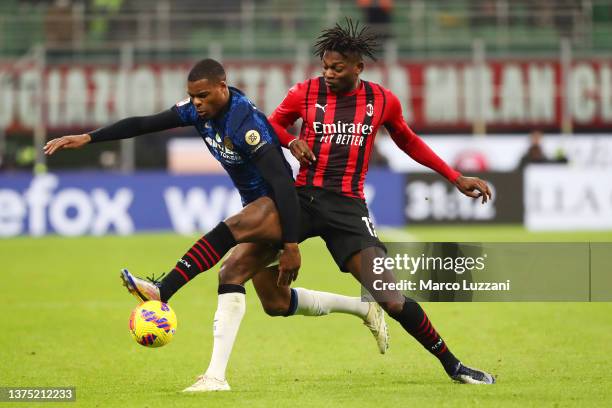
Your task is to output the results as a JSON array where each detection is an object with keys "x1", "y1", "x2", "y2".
[
  {"x1": 158, "y1": 222, "x2": 236, "y2": 302},
  {"x1": 388, "y1": 297, "x2": 460, "y2": 376}
]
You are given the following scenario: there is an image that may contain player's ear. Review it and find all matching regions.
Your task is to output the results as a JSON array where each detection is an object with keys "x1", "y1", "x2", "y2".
[{"x1": 355, "y1": 61, "x2": 364, "y2": 75}]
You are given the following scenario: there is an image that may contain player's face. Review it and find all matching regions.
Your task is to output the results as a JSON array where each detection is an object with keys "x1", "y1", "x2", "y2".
[
  {"x1": 187, "y1": 78, "x2": 229, "y2": 120},
  {"x1": 322, "y1": 50, "x2": 364, "y2": 94}
]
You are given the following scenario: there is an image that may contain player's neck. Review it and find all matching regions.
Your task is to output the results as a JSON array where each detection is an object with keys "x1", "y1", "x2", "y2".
[
  {"x1": 334, "y1": 79, "x2": 361, "y2": 96},
  {"x1": 212, "y1": 90, "x2": 232, "y2": 122}
]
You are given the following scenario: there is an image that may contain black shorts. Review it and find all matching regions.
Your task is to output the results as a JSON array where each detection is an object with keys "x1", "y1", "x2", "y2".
[{"x1": 297, "y1": 186, "x2": 387, "y2": 272}]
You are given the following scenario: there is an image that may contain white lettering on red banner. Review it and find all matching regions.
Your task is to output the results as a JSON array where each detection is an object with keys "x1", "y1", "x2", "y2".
[{"x1": 1, "y1": 60, "x2": 612, "y2": 131}]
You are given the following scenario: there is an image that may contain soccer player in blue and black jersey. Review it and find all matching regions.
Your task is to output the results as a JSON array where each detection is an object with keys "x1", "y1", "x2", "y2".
[
  {"x1": 45, "y1": 58, "x2": 303, "y2": 288},
  {"x1": 45, "y1": 58, "x2": 389, "y2": 391}
]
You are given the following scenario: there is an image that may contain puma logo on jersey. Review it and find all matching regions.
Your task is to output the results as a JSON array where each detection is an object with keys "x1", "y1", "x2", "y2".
[{"x1": 315, "y1": 103, "x2": 327, "y2": 113}]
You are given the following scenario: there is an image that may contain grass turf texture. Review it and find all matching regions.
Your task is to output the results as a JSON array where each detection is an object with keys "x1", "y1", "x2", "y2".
[{"x1": 2, "y1": 225, "x2": 611, "y2": 407}]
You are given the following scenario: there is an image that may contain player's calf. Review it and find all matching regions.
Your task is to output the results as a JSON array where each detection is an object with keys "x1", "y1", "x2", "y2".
[
  {"x1": 218, "y1": 255, "x2": 262, "y2": 286},
  {"x1": 257, "y1": 285, "x2": 389, "y2": 353},
  {"x1": 386, "y1": 297, "x2": 460, "y2": 374}
]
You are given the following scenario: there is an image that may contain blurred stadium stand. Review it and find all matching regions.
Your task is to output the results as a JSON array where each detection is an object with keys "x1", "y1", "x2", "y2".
[{"x1": 1, "y1": 0, "x2": 611, "y2": 60}]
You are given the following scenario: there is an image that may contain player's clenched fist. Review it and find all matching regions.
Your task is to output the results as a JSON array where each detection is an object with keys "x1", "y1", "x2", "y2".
[{"x1": 44, "y1": 134, "x2": 91, "y2": 156}]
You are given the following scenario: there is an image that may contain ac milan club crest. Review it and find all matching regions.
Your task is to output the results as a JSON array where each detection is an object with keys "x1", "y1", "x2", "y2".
[{"x1": 366, "y1": 103, "x2": 374, "y2": 117}]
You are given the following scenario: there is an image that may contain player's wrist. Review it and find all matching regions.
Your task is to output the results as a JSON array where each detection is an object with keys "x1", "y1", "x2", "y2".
[
  {"x1": 451, "y1": 173, "x2": 463, "y2": 185},
  {"x1": 287, "y1": 138, "x2": 298, "y2": 149}
]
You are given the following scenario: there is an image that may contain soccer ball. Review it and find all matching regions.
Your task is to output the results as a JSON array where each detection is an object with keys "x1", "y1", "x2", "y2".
[{"x1": 129, "y1": 300, "x2": 177, "y2": 348}]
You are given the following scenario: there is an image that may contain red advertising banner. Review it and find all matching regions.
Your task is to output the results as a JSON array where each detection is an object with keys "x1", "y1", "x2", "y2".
[{"x1": 1, "y1": 59, "x2": 611, "y2": 132}]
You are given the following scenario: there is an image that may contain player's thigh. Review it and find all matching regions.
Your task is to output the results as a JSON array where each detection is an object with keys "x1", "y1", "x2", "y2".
[
  {"x1": 251, "y1": 265, "x2": 292, "y2": 316},
  {"x1": 318, "y1": 197, "x2": 386, "y2": 273},
  {"x1": 224, "y1": 196, "x2": 282, "y2": 243},
  {"x1": 296, "y1": 187, "x2": 323, "y2": 241},
  {"x1": 218, "y1": 242, "x2": 278, "y2": 285}
]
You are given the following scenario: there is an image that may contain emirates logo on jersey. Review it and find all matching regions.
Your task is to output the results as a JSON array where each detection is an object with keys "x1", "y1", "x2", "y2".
[
  {"x1": 313, "y1": 121, "x2": 374, "y2": 136},
  {"x1": 313, "y1": 121, "x2": 374, "y2": 147}
]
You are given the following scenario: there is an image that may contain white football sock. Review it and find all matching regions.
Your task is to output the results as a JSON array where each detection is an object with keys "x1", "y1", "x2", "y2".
[
  {"x1": 293, "y1": 287, "x2": 369, "y2": 318},
  {"x1": 204, "y1": 292, "x2": 246, "y2": 380}
]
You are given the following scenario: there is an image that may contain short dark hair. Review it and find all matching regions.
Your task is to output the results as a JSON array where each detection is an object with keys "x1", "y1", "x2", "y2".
[
  {"x1": 313, "y1": 18, "x2": 379, "y2": 61},
  {"x1": 188, "y1": 58, "x2": 226, "y2": 82}
]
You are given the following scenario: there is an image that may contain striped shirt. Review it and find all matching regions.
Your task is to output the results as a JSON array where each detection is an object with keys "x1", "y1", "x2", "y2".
[{"x1": 270, "y1": 77, "x2": 460, "y2": 199}]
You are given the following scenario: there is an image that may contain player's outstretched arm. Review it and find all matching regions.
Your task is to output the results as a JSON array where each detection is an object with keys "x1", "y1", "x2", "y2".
[
  {"x1": 383, "y1": 91, "x2": 492, "y2": 203},
  {"x1": 390, "y1": 127, "x2": 492, "y2": 204},
  {"x1": 44, "y1": 109, "x2": 183, "y2": 156}
]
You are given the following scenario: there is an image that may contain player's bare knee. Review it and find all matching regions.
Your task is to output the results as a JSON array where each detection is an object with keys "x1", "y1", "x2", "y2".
[
  {"x1": 223, "y1": 214, "x2": 246, "y2": 241},
  {"x1": 379, "y1": 300, "x2": 404, "y2": 316},
  {"x1": 260, "y1": 300, "x2": 288, "y2": 317},
  {"x1": 258, "y1": 285, "x2": 291, "y2": 316}
]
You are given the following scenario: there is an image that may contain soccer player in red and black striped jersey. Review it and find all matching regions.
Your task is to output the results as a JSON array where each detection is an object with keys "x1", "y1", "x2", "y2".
[{"x1": 220, "y1": 19, "x2": 496, "y2": 385}]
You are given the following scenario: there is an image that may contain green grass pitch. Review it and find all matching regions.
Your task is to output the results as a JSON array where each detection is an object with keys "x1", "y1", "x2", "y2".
[{"x1": 2, "y1": 226, "x2": 612, "y2": 407}]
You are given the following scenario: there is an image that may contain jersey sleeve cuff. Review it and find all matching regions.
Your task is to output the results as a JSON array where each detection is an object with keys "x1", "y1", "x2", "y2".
[{"x1": 449, "y1": 170, "x2": 462, "y2": 183}]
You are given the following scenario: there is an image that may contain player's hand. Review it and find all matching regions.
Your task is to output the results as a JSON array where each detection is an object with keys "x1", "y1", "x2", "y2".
[
  {"x1": 454, "y1": 175, "x2": 492, "y2": 204},
  {"x1": 288, "y1": 139, "x2": 316, "y2": 167},
  {"x1": 277, "y1": 243, "x2": 301, "y2": 287},
  {"x1": 44, "y1": 134, "x2": 91, "y2": 155}
]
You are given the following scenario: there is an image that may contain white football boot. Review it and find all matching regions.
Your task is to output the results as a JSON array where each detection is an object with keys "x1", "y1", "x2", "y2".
[
  {"x1": 363, "y1": 302, "x2": 389, "y2": 354},
  {"x1": 450, "y1": 362, "x2": 496, "y2": 384},
  {"x1": 120, "y1": 268, "x2": 161, "y2": 303},
  {"x1": 183, "y1": 375, "x2": 231, "y2": 392}
]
